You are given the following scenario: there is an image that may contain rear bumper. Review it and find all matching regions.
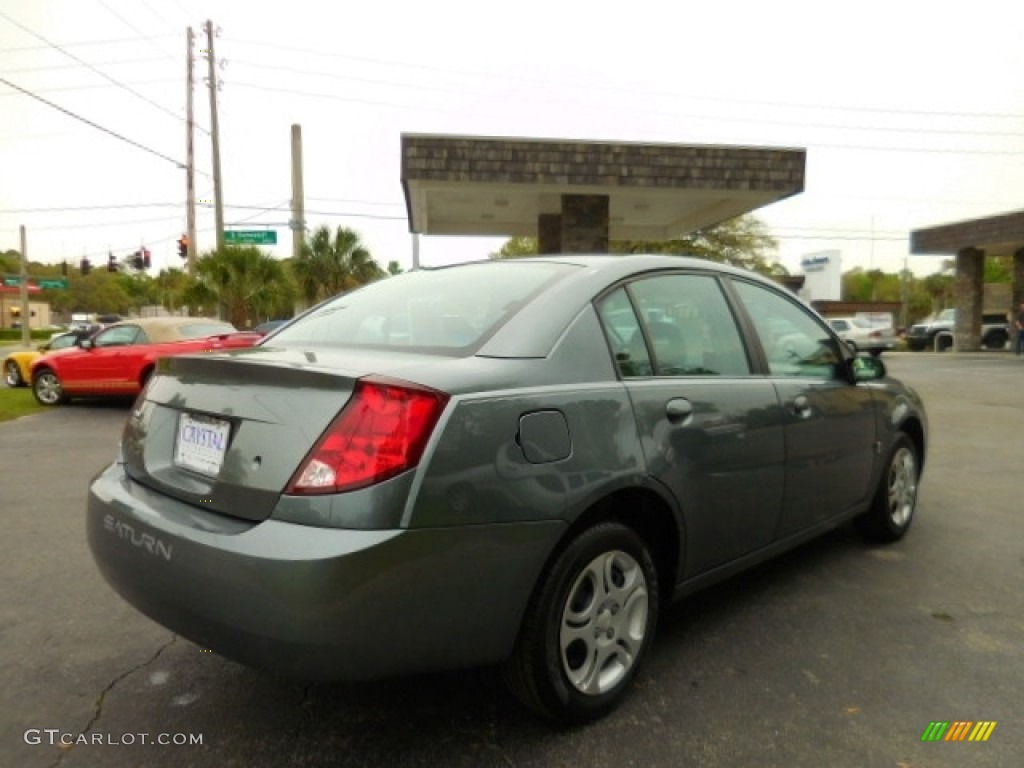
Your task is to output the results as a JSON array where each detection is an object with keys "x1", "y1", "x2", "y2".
[{"x1": 87, "y1": 462, "x2": 565, "y2": 681}]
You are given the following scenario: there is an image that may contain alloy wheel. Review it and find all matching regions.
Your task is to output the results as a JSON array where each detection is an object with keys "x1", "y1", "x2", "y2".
[{"x1": 559, "y1": 549, "x2": 649, "y2": 695}]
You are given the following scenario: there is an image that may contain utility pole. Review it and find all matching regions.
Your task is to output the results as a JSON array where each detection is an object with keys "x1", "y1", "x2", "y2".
[
  {"x1": 205, "y1": 20, "x2": 225, "y2": 251},
  {"x1": 19, "y1": 226, "x2": 30, "y2": 347},
  {"x1": 290, "y1": 124, "x2": 305, "y2": 263},
  {"x1": 185, "y1": 26, "x2": 197, "y2": 272}
]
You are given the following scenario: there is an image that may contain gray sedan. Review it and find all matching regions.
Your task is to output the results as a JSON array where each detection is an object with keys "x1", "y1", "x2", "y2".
[{"x1": 87, "y1": 255, "x2": 927, "y2": 723}]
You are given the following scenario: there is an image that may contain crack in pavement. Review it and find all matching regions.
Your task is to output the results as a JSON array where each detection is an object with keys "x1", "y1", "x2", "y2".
[
  {"x1": 48, "y1": 634, "x2": 179, "y2": 768},
  {"x1": 288, "y1": 684, "x2": 315, "y2": 752}
]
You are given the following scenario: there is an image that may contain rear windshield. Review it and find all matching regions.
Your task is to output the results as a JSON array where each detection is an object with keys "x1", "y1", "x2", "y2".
[{"x1": 269, "y1": 261, "x2": 575, "y2": 354}]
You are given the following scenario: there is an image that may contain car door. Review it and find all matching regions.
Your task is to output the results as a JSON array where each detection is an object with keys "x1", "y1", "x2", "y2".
[
  {"x1": 75, "y1": 324, "x2": 145, "y2": 392},
  {"x1": 730, "y1": 280, "x2": 876, "y2": 538},
  {"x1": 596, "y1": 273, "x2": 786, "y2": 577}
]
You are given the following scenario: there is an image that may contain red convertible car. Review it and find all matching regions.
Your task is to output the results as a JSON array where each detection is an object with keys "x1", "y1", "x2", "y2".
[{"x1": 30, "y1": 317, "x2": 261, "y2": 406}]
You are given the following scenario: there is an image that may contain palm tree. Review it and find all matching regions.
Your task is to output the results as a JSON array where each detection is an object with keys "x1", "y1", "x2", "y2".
[
  {"x1": 291, "y1": 225, "x2": 383, "y2": 307},
  {"x1": 183, "y1": 246, "x2": 294, "y2": 328}
]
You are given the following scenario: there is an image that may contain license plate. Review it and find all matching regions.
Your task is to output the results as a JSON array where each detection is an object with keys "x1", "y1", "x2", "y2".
[{"x1": 174, "y1": 413, "x2": 231, "y2": 476}]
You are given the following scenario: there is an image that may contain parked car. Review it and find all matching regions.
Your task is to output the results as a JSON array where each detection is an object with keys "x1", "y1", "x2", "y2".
[
  {"x1": 3, "y1": 329, "x2": 94, "y2": 388},
  {"x1": 30, "y1": 317, "x2": 261, "y2": 406},
  {"x1": 86, "y1": 255, "x2": 927, "y2": 723},
  {"x1": 904, "y1": 308, "x2": 1009, "y2": 351},
  {"x1": 826, "y1": 316, "x2": 899, "y2": 356},
  {"x1": 253, "y1": 319, "x2": 289, "y2": 335}
]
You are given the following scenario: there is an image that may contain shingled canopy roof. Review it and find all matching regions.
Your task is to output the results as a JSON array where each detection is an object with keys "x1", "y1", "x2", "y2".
[
  {"x1": 911, "y1": 208, "x2": 1024, "y2": 254},
  {"x1": 401, "y1": 135, "x2": 806, "y2": 240}
]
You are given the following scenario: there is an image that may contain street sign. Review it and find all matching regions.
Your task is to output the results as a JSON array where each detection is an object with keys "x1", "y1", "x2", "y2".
[
  {"x1": 224, "y1": 230, "x2": 278, "y2": 245},
  {"x1": 2, "y1": 276, "x2": 68, "y2": 289}
]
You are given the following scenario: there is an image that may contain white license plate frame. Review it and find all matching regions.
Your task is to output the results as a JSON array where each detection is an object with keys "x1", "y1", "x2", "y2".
[{"x1": 174, "y1": 412, "x2": 231, "y2": 476}]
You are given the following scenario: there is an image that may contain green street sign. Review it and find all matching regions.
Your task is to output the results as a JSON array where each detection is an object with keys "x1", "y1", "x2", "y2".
[
  {"x1": 37, "y1": 278, "x2": 69, "y2": 290},
  {"x1": 224, "y1": 230, "x2": 278, "y2": 245}
]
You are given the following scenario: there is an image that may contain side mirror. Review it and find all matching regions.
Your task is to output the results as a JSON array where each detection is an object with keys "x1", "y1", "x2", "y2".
[
  {"x1": 80, "y1": 339, "x2": 94, "y2": 350},
  {"x1": 850, "y1": 355, "x2": 886, "y2": 382}
]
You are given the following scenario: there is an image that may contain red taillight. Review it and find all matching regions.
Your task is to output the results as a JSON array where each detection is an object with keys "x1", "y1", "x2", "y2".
[{"x1": 286, "y1": 377, "x2": 449, "y2": 495}]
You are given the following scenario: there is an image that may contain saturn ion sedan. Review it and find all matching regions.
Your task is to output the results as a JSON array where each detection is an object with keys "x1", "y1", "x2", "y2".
[{"x1": 87, "y1": 255, "x2": 927, "y2": 723}]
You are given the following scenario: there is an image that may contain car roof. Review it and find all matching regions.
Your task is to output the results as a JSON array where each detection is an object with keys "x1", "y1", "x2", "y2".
[{"x1": 102, "y1": 317, "x2": 233, "y2": 344}]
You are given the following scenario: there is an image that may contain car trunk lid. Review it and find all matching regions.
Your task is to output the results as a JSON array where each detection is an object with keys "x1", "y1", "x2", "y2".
[{"x1": 121, "y1": 349, "x2": 372, "y2": 522}]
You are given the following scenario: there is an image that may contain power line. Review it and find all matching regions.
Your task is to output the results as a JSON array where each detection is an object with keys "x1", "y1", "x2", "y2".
[
  {"x1": 227, "y1": 81, "x2": 1024, "y2": 156},
  {"x1": 0, "y1": 76, "x2": 185, "y2": 168},
  {"x1": 0, "y1": 79, "x2": 179, "y2": 98},
  {"x1": 3, "y1": 56, "x2": 169, "y2": 74},
  {"x1": 95, "y1": 0, "x2": 178, "y2": 62},
  {"x1": 0, "y1": 33, "x2": 176, "y2": 54},
  {"x1": 0, "y1": 9, "x2": 188, "y2": 129},
  {"x1": 229, "y1": 37, "x2": 1024, "y2": 123},
  {"x1": 0, "y1": 202, "x2": 182, "y2": 213},
  {"x1": 231, "y1": 57, "x2": 1024, "y2": 141}
]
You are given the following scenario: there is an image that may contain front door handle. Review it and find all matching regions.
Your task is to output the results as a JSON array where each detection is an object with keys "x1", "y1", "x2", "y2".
[{"x1": 665, "y1": 397, "x2": 693, "y2": 422}]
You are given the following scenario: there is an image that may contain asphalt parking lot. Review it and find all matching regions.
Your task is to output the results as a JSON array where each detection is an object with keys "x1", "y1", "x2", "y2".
[{"x1": 2, "y1": 352, "x2": 1021, "y2": 768}]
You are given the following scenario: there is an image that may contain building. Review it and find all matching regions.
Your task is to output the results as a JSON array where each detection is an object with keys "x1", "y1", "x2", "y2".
[{"x1": 0, "y1": 286, "x2": 51, "y2": 330}]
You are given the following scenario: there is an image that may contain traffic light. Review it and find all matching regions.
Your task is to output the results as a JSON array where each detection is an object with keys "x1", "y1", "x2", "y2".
[
  {"x1": 142, "y1": 248, "x2": 151, "y2": 269},
  {"x1": 178, "y1": 235, "x2": 189, "y2": 259},
  {"x1": 80, "y1": 258, "x2": 91, "y2": 276},
  {"x1": 107, "y1": 252, "x2": 117, "y2": 273}
]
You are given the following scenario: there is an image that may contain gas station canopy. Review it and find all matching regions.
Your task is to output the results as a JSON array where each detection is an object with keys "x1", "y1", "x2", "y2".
[{"x1": 401, "y1": 134, "x2": 806, "y2": 241}]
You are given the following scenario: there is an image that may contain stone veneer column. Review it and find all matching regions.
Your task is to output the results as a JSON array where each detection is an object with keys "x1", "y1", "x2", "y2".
[
  {"x1": 538, "y1": 213, "x2": 562, "y2": 254},
  {"x1": 954, "y1": 247, "x2": 984, "y2": 352},
  {"x1": 1013, "y1": 247, "x2": 1024, "y2": 350},
  {"x1": 561, "y1": 195, "x2": 609, "y2": 253}
]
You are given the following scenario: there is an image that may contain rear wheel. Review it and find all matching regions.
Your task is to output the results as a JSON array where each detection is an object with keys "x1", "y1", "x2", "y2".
[
  {"x1": 4, "y1": 359, "x2": 24, "y2": 388},
  {"x1": 855, "y1": 434, "x2": 919, "y2": 542},
  {"x1": 32, "y1": 368, "x2": 67, "y2": 406},
  {"x1": 503, "y1": 522, "x2": 659, "y2": 723}
]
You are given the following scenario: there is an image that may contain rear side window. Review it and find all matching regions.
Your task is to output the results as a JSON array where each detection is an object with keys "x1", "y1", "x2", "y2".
[
  {"x1": 272, "y1": 262, "x2": 575, "y2": 354},
  {"x1": 597, "y1": 273, "x2": 750, "y2": 377}
]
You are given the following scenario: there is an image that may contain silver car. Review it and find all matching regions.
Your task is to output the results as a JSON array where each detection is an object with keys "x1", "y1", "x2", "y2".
[{"x1": 87, "y1": 255, "x2": 927, "y2": 723}]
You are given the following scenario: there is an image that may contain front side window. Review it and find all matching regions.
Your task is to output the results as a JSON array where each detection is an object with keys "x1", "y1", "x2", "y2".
[
  {"x1": 94, "y1": 325, "x2": 142, "y2": 348},
  {"x1": 733, "y1": 280, "x2": 843, "y2": 378}
]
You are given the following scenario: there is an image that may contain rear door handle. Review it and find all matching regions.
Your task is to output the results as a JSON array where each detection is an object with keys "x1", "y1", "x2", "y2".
[
  {"x1": 665, "y1": 397, "x2": 693, "y2": 422},
  {"x1": 792, "y1": 394, "x2": 812, "y2": 418}
]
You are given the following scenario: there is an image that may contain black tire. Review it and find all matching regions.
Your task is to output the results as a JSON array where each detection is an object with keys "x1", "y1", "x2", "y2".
[
  {"x1": 502, "y1": 522, "x2": 659, "y2": 724},
  {"x1": 32, "y1": 367, "x2": 67, "y2": 406},
  {"x1": 983, "y1": 331, "x2": 1008, "y2": 350},
  {"x1": 4, "y1": 359, "x2": 25, "y2": 388},
  {"x1": 855, "y1": 434, "x2": 919, "y2": 542}
]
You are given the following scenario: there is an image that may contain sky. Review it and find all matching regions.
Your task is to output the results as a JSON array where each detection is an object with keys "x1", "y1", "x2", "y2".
[{"x1": 3, "y1": 0, "x2": 1024, "y2": 278}]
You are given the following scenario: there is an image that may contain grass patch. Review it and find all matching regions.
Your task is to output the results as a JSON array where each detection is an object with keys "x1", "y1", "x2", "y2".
[{"x1": 0, "y1": 386, "x2": 46, "y2": 422}]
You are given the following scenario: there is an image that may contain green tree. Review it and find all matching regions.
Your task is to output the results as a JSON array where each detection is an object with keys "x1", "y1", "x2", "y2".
[
  {"x1": 490, "y1": 236, "x2": 539, "y2": 259},
  {"x1": 612, "y1": 216, "x2": 784, "y2": 276},
  {"x1": 489, "y1": 215, "x2": 785, "y2": 276},
  {"x1": 386, "y1": 260, "x2": 404, "y2": 276},
  {"x1": 182, "y1": 246, "x2": 294, "y2": 328},
  {"x1": 153, "y1": 267, "x2": 191, "y2": 313},
  {"x1": 292, "y1": 225, "x2": 384, "y2": 306}
]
